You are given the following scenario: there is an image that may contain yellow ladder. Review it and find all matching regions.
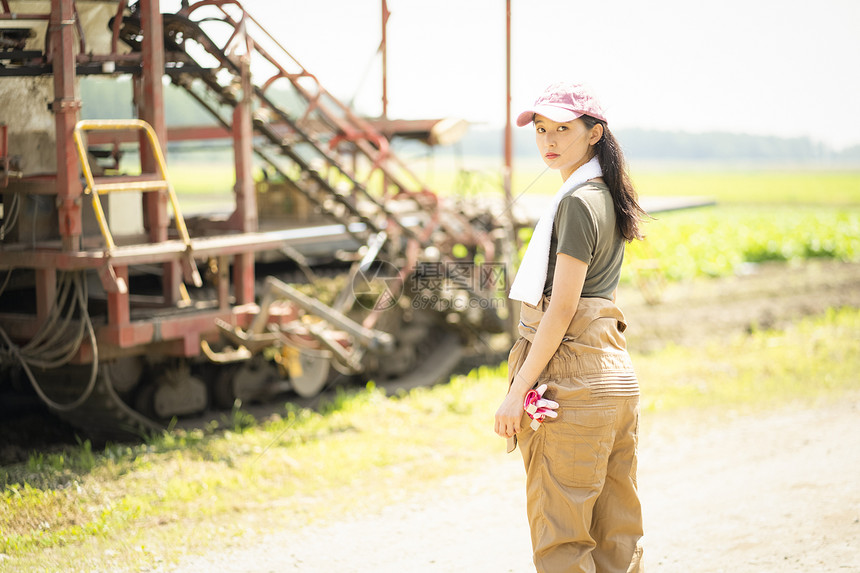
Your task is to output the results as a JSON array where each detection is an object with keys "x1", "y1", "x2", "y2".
[{"x1": 73, "y1": 119, "x2": 202, "y2": 292}]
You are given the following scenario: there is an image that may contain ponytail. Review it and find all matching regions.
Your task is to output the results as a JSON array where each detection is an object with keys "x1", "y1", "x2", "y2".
[{"x1": 581, "y1": 116, "x2": 645, "y2": 242}]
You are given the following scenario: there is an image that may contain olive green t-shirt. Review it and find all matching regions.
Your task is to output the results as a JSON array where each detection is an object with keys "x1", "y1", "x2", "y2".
[{"x1": 543, "y1": 181, "x2": 624, "y2": 300}]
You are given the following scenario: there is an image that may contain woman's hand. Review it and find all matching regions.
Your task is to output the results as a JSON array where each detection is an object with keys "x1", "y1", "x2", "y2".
[{"x1": 495, "y1": 389, "x2": 527, "y2": 438}]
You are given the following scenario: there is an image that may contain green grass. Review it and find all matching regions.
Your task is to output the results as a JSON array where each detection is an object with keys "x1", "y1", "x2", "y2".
[{"x1": 2, "y1": 307, "x2": 860, "y2": 571}]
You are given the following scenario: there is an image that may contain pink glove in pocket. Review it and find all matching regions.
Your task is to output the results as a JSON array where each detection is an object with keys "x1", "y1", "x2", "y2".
[{"x1": 523, "y1": 383, "x2": 559, "y2": 430}]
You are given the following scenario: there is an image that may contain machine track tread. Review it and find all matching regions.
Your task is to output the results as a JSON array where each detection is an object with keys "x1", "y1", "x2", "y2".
[{"x1": 44, "y1": 365, "x2": 162, "y2": 442}]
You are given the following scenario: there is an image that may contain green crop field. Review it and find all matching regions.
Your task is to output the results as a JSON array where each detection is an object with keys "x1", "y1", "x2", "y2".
[
  {"x1": 623, "y1": 205, "x2": 860, "y2": 282},
  {"x1": 623, "y1": 170, "x2": 860, "y2": 282}
]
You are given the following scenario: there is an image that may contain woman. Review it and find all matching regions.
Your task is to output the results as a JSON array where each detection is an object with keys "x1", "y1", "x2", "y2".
[{"x1": 494, "y1": 82, "x2": 646, "y2": 573}]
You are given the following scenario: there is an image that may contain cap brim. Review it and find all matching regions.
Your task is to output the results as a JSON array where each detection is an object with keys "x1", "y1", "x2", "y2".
[{"x1": 516, "y1": 104, "x2": 582, "y2": 127}]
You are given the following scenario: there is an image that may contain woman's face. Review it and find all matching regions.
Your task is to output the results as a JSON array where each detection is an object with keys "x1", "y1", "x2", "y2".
[{"x1": 534, "y1": 114, "x2": 602, "y2": 180}]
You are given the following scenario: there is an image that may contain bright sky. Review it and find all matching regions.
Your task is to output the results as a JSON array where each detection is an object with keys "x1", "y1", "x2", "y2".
[{"x1": 231, "y1": 0, "x2": 859, "y2": 149}]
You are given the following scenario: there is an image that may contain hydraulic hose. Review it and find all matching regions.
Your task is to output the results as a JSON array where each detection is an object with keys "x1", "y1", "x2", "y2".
[{"x1": 0, "y1": 271, "x2": 99, "y2": 411}]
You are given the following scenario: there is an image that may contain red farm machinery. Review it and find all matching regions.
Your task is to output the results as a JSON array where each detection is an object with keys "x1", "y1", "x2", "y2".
[{"x1": 0, "y1": 1, "x2": 513, "y2": 439}]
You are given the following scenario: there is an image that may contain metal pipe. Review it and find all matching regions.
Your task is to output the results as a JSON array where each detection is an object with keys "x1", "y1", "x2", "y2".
[
  {"x1": 230, "y1": 28, "x2": 258, "y2": 305},
  {"x1": 51, "y1": 0, "x2": 83, "y2": 252},
  {"x1": 139, "y1": 0, "x2": 182, "y2": 303},
  {"x1": 381, "y1": 0, "x2": 389, "y2": 119},
  {"x1": 110, "y1": 0, "x2": 128, "y2": 58},
  {"x1": 262, "y1": 276, "x2": 394, "y2": 352},
  {"x1": 0, "y1": 13, "x2": 49, "y2": 20},
  {"x1": 504, "y1": 0, "x2": 513, "y2": 206}
]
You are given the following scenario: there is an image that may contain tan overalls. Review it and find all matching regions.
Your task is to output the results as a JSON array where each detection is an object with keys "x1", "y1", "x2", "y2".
[{"x1": 508, "y1": 295, "x2": 644, "y2": 573}]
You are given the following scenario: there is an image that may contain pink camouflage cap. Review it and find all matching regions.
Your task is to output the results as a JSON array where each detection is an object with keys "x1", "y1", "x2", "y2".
[{"x1": 516, "y1": 82, "x2": 607, "y2": 127}]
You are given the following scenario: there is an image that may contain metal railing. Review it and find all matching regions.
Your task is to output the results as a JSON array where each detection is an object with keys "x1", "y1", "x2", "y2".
[{"x1": 72, "y1": 119, "x2": 202, "y2": 288}]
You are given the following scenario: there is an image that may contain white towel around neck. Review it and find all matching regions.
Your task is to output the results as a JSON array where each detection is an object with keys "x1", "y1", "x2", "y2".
[{"x1": 508, "y1": 156, "x2": 603, "y2": 306}]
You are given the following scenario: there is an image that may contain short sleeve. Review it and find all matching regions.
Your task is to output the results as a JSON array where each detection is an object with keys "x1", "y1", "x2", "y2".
[{"x1": 554, "y1": 195, "x2": 596, "y2": 265}]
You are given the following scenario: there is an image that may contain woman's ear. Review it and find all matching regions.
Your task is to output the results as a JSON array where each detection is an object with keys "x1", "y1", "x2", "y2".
[{"x1": 589, "y1": 123, "x2": 604, "y2": 145}]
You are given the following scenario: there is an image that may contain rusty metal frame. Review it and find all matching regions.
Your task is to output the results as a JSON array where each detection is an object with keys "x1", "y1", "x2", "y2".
[
  {"x1": 0, "y1": 124, "x2": 18, "y2": 188},
  {"x1": 0, "y1": 0, "x2": 503, "y2": 365},
  {"x1": 109, "y1": 0, "x2": 127, "y2": 58},
  {"x1": 226, "y1": 25, "x2": 257, "y2": 305},
  {"x1": 50, "y1": 0, "x2": 83, "y2": 252}
]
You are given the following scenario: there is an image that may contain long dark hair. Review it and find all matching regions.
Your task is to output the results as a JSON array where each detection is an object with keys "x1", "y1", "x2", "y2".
[{"x1": 580, "y1": 115, "x2": 645, "y2": 241}]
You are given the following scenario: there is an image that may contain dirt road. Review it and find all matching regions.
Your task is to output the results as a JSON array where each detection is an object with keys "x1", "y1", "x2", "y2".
[
  {"x1": 171, "y1": 394, "x2": 860, "y2": 573},
  {"x1": 641, "y1": 399, "x2": 860, "y2": 572}
]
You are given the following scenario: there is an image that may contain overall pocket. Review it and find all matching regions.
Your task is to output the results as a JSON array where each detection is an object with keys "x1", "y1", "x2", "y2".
[{"x1": 543, "y1": 404, "x2": 617, "y2": 489}]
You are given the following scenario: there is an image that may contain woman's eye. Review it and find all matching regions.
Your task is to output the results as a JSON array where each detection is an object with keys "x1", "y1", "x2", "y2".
[
  {"x1": 536, "y1": 127, "x2": 545, "y2": 133},
  {"x1": 557, "y1": 126, "x2": 567, "y2": 132}
]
